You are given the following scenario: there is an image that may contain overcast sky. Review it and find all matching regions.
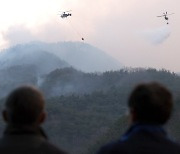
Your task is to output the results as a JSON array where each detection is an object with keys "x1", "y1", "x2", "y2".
[{"x1": 0, "y1": 0, "x2": 179, "y2": 72}]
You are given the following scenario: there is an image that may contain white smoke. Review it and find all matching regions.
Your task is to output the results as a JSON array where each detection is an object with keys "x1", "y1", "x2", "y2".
[
  {"x1": 1, "y1": 25, "x2": 36, "y2": 47},
  {"x1": 0, "y1": 21, "x2": 72, "y2": 49},
  {"x1": 141, "y1": 25, "x2": 171, "y2": 45}
]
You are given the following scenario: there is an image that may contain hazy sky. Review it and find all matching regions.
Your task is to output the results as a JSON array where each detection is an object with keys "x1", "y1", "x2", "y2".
[{"x1": 0, "y1": 0, "x2": 180, "y2": 72}]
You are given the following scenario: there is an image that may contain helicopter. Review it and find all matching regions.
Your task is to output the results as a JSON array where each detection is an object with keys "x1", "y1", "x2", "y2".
[
  {"x1": 58, "y1": 10, "x2": 84, "y2": 41},
  {"x1": 157, "y1": 12, "x2": 174, "y2": 24},
  {"x1": 59, "y1": 10, "x2": 72, "y2": 18}
]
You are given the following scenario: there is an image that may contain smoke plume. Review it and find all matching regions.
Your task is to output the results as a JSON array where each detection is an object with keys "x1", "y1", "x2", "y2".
[{"x1": 142, "y1": 26, "x2": 171, "y2": 45}]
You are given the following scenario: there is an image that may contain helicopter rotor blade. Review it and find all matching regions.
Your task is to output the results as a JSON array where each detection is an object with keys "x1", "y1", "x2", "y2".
[
  {"x1": 157, "y1": 15, "x2": 165, "y2": 17},
  {"x1": 58, "y1": 10, "x2": 72, "y2": 13},
  {"x1": 157, "y1": 12, "x2": 174, "y2": 17},
  {"x1": 166, "y1": 13, "x2": 174, "y2": 16},
  {"x1": 66, "y1": 10, "x2": 72, "y2": 12}
]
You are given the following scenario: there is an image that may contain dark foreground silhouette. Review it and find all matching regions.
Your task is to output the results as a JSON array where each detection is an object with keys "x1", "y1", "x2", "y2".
[
  {"x1": 97, "y1": 82, "x2": 180, "y2": 154},
  {"x1": 0, "y1": 86, "x2": 67, "y2": 154}
]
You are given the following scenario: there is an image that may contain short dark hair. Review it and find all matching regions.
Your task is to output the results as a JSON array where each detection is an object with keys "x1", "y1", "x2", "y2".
[
  {"x1": 5, "y1": 86, "x2": 45, "y2": 125},
  {"x1": 128, "y1": 82, "x2": 173, "y2": 125}
]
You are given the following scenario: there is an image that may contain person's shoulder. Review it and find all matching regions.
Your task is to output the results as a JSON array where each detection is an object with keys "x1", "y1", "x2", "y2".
[
  {"x1": 97, "y1": 140, "x2": 126, "y2": 154},
  {"x1": 40, "y1": 140, "x2": 67, "y2": 154},
  {"x1": 166, "y1": 138, "x2": 180, "y2": 152}
]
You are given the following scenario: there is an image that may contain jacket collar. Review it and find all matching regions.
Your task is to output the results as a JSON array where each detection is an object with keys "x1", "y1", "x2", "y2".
[
  {"x1": 4, "y1": 124, "x2": 48, "y2": 139},
  {"x1": 121, "y1": 123, "x2": 167, "y2": 141}
]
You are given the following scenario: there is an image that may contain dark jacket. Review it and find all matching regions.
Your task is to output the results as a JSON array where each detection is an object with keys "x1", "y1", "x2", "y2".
[
  {"x1": 0, "y1": 125, "x2": 67, "y2": 154},
  {"x1": 97, "y1": 123, "x2": 180, "y2": 154}
]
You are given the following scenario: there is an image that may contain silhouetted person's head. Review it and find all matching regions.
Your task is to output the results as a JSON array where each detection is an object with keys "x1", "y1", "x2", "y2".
[
  {"x1": 128, "y1": 82, "x2": 173, "y2": 125},
  {"x1": 3, "y1": 86, "x2": 46, "y2": 127}
]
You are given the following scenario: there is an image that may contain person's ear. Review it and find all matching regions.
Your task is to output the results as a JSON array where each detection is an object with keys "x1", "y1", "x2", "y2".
[
  {"x1": 2, "y1": 110, "x2": 9, "y2": 123},
  {"x1": 38, "y1": 111, "x2": 47, "y2": 124}
]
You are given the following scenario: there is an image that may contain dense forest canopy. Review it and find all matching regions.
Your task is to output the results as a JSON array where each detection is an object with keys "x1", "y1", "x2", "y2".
[{"x1": 0, "y1": 68, "x2": 180, "y2": 154}]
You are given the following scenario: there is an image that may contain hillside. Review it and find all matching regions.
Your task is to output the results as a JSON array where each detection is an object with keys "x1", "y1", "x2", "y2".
[
  {"x1": 1, "y1": 68, "x2": 179, "y2": 153},
  {"x1": 49, "y1": 41, "x2": 123, "y2": 72},
  {"x1": 0, "y1": 65, "x2": 37, "y2": 97},
  {"x1": 0, "y1": 41, "x2": 123, "y2": 97},
  {"x1": 0, "y1": 68, "x2": 180, "y2": 154},
  {"x1": 40, "y1": 67, "x2": 180, "y2": 97},
  {"x1": 43, "y1": 69, "x2": 180, "y2": 154},
  {"x1": 0, "y1": 41, "x2": 122, "y2": 72},
  {"x1": 0, "y1": 45, "x2": 69, "y2": 75},
  {"x1": 0, "y1": 47, "x2": 69, "y2": 98}
]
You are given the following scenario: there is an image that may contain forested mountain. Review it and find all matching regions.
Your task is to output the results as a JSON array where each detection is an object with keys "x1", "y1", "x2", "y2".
[
  {"x1": 0, "y1": 49, "x2": 69, "y2": 98},
  {"x1": 1, "y1": 42, "x2": 180, "y2": 154},
  {"x1": 40, "y1": 67, "x2": 180, "y2": 97},
  {"x1": 0, "y1": 68, "x2": 180, "y2": 154},
  {"x1": 0, "y1": 65, "x2": 37, "y2": 97},
  {"x1": 42, "y1": 68, "x2": 180, "y2": 154},
  {"x1": 0, "y1": 41, "x2": 123, "y2": 73},
  {"x1": 0, "y1": 45, "x2": 69, "y2": 74},
  {"x1": 0, "y1": 41, "x2": 122, "y2": 98}
]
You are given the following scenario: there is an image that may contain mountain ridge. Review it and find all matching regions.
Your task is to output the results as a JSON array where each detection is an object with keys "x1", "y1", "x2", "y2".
[{"x1": 0, "y1": 41, "x2": 123, "y2": 73}]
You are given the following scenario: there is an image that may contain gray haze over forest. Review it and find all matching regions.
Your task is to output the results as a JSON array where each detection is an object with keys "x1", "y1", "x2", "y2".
[
  {"x1": 0, "y1": 41, "x2": 122, "y2": 98},
  {"x1": 0, "y1": 1, "x2": 179, "y2": 154},
  {"x1": 0, "y1": 41, "x2": 122, "y2": 73}
]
